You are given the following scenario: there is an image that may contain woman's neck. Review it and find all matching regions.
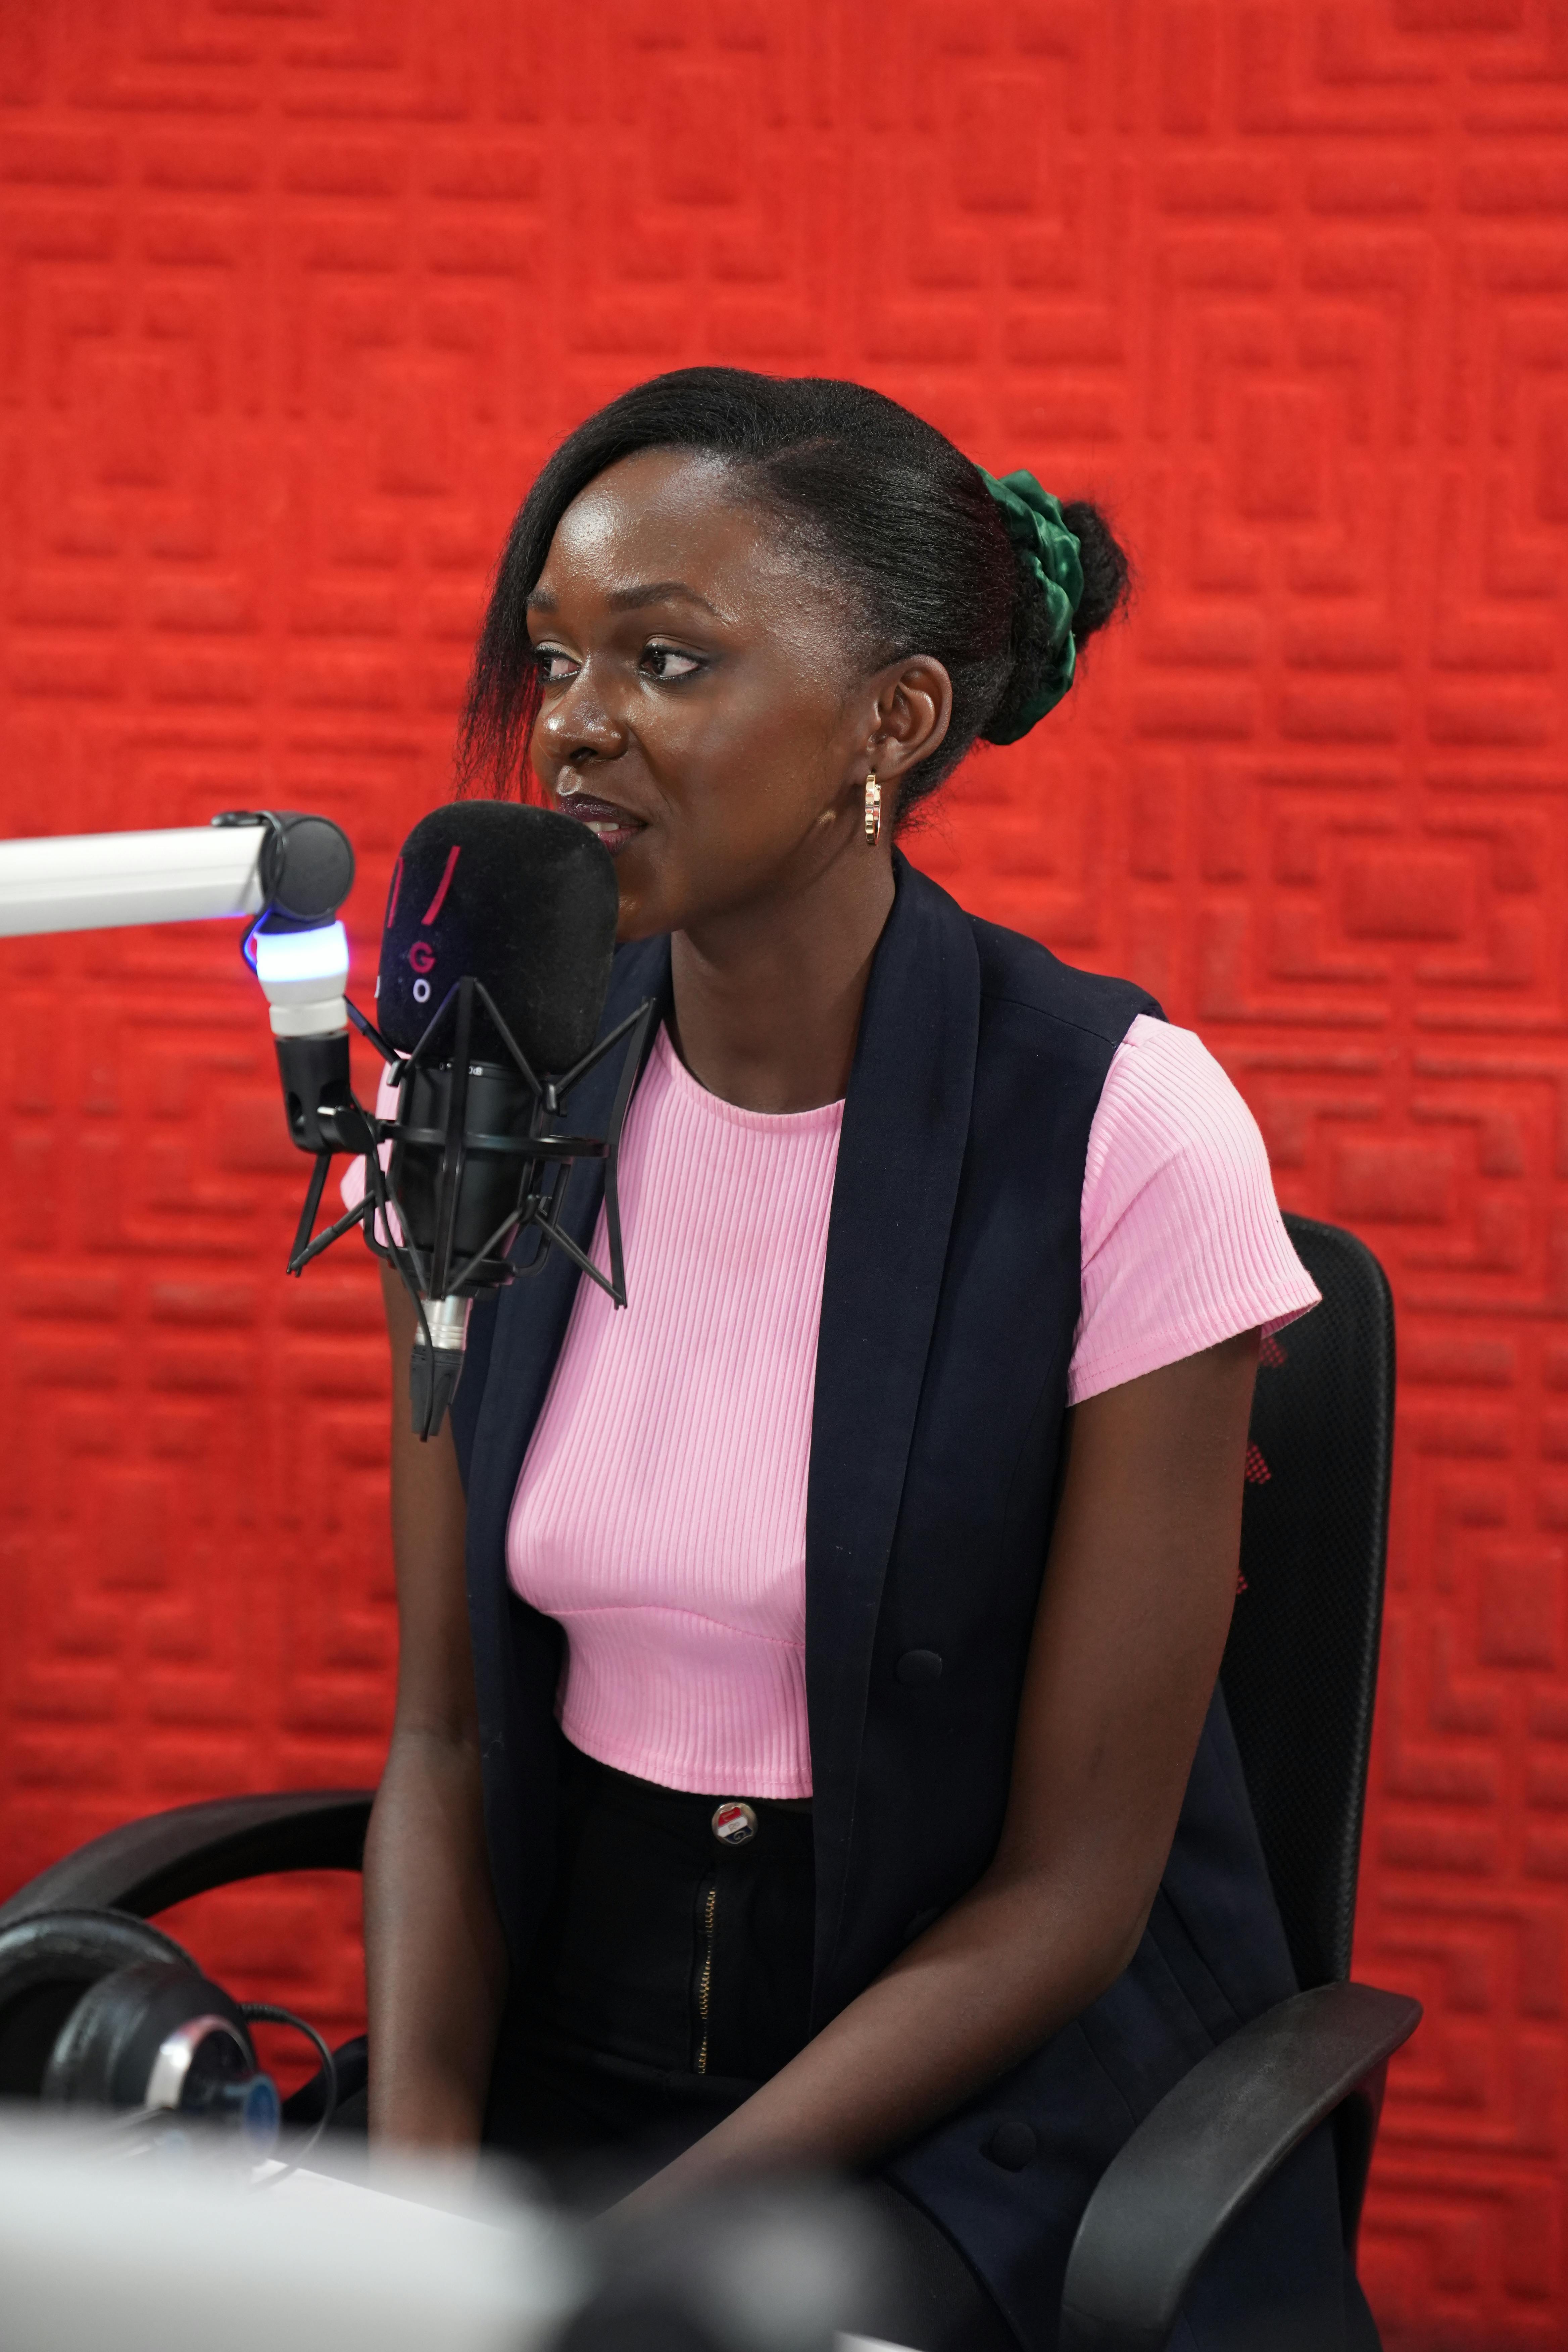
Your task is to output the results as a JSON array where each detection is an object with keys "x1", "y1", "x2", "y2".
[{"x1": 667, "y1": 853, "x2": 895, "y2": 1114}]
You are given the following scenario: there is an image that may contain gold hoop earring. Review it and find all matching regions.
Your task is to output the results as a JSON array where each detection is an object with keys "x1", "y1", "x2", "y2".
[{"x1": 863, "y1": 772, "x2": 882, "y2": 844}]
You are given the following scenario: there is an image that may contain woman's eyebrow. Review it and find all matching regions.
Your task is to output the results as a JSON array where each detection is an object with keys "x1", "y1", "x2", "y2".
[
  {"x1": 606, "y1": 581, "x2": 719, "y2": 615},
  {"x1": 524, "y1": 581, "x2": 720, "y2": 616}
]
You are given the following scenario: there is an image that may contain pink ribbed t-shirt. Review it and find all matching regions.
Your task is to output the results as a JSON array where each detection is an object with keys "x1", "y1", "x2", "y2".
[{"x1": 501, "y1": 1015, "x2": 1319, "y2": 1799}]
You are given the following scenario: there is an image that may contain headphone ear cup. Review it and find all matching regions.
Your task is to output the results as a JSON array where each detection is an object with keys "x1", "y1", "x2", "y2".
[
  {"x1": 42, "y1": 1957, "x2": 255, "y2": 2112},
  {"x1": 0, "y1": 1911, "x2": 197, "y2": 2102}
]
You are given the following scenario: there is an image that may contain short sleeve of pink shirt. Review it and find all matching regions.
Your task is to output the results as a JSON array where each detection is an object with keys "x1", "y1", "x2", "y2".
[{"x1": 1068, "y1": 1013, "x2": 1318, "y2": 1406}]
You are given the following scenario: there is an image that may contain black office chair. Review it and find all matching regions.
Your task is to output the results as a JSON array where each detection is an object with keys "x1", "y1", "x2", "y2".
[
  {"x1": 0, "y1": 1213, "x2": 1418, "y2": 2350},
  {"x1": 1055, "y1": 1214, "x2": 1418, "y2": 2347}
]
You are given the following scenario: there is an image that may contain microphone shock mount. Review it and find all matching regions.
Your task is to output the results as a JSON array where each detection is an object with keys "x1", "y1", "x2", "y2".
[{"x1": 279, "y1": 976, "x2": 655, "y2": 1441}]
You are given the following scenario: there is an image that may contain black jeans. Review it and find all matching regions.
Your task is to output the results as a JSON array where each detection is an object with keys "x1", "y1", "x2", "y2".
[{"x1": 487, "y1": 1742, "x2": 1016, "y2": 2352}]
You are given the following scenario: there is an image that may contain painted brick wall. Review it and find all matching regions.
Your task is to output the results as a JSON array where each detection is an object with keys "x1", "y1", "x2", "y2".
[{"x1": 1, "y1": 5, "x2": 1565, "y2": 2344}]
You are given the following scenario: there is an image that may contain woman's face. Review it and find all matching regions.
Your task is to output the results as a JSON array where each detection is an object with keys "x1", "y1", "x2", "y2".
[{"x1": 526, "y1": 448, "x2": 947, "y2": 941}]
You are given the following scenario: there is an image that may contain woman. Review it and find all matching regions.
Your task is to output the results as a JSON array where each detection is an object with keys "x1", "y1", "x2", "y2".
[{"x1": 360, "y1": 370, "x2": 1367, "y2": 2351}]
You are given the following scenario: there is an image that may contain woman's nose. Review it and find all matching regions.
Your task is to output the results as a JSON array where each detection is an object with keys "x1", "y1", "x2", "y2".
[{"x1": 537, "y1": 666, "x2": 627, "y2": 765}]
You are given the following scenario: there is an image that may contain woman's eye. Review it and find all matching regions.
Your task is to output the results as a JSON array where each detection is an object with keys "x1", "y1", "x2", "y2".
[
  {"x1": 534, "y1": 647, "x2": 578, "y2": 685},
  {"x1": 642, "y1": 643, "x2": 702, "y2": 682}
]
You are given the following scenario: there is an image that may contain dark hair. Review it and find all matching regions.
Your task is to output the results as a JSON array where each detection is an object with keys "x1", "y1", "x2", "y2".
[{"x1": 458, "y1": 368, "x2": 1130, "y2": 823}]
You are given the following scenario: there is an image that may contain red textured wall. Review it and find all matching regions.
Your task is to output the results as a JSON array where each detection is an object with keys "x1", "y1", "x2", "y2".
[{"x1": 1, "y1": 5, "x2": 1565, "y2": 2343}]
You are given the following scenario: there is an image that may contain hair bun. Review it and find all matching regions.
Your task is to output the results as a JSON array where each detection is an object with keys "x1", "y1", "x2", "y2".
[{"x1": 1060, "y1": 501, "x2": 1132, "y2": 640}]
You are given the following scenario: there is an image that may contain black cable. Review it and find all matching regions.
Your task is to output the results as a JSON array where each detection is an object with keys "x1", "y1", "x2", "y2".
[
  {"x1": 240, "y1": 2001, "x2": 339, "y2": 2185},
  {"x1": 344, "y1": 994, "x2": 398, "y2": 1064}
]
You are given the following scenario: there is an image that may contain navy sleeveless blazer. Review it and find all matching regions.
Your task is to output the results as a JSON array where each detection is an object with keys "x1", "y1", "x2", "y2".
[{"x1": 452, "y1": 860, "x2": 1352, "y2": 2351}]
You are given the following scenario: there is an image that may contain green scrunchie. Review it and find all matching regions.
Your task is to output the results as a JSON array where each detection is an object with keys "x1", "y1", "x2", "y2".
[{"x1": 979, "y1": 468, "x2": 1083, "y2": 741}]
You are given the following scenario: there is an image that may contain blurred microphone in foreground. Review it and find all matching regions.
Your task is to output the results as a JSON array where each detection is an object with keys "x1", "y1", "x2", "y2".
[
  {"x1": 0, "y1": 2115, "x2": 898, "y2": 2352},
  {"x1": 278, "y1": 801, "x2": 652, "y2": 1441}
]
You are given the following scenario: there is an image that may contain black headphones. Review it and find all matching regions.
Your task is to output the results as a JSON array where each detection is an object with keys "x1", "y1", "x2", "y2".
[{"x1": 0, "y1": 1908, "x2": 281, "y2": 2152}]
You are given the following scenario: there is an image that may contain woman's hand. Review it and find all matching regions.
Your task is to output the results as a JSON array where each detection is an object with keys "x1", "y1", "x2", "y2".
[
  {"x1": 630, "y1": 1327, "x2": 1261, "y2": 2199},
  {"x1": 362, "y1": 1267, "x2": 509, "y2": 2156}
]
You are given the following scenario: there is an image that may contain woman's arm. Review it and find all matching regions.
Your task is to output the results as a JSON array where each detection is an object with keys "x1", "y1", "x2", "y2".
[
  {"x1": 362, "y1": 1265, "x2": 509, "y2": 2151},
  {"x1": 638, "y1": 1327, "x2": 1261, "y2": 2195}
]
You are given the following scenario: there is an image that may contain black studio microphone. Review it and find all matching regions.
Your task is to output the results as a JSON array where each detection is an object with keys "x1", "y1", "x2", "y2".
[{"x1": 278, "y1": 800, "x2": 654, "y2": 1441}]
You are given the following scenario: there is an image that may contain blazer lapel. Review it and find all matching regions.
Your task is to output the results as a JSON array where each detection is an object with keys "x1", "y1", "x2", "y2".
[{"x1": 806, "y1": 860, "x2": 980, "y2": 2003}]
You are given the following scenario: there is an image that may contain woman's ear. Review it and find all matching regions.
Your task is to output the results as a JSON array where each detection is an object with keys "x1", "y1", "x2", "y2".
[{"x1": 868, "y1": 655, "x2": 953, "y2": 785}]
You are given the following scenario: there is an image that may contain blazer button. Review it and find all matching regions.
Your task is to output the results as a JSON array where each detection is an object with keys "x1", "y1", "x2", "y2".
[
  {"x1": 896, "y1": 1649, "x2": 943, "y2": 1686},
  {"x1": 985, "y1": 2120, "x2": 1037, "y2": 2171}
]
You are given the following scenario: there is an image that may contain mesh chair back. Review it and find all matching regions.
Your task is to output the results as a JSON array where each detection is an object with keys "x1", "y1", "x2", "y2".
[{"x1": 1220, "y1": 1215, "x2": 1395, "y2": 1992}]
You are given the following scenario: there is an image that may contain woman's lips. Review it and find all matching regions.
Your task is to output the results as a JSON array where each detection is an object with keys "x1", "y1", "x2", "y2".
[{"x1": 556, "y1": 792, "x2": 646, "y2": 854}]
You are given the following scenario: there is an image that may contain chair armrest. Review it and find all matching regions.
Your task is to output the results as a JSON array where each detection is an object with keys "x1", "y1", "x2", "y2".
[
  {"x1": 1059, "y1": 1981, "x2": 1420, "y2": 2352},
  {"x1": 0, "y1": 1791, "x2": 374, "y2": 1926}
]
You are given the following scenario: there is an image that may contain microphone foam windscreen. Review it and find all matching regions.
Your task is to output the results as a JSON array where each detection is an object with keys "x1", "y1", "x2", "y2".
[{"x1": 377, "y1": 801, "x2": 619, "y2": 1073}]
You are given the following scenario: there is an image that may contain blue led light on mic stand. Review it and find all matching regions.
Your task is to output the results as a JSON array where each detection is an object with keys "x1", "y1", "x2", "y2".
[{"x1": 252, "y1": 921, "x2": 351, "y2": 986}]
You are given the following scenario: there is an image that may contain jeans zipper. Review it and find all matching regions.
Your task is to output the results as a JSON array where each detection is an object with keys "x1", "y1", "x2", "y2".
[{"x1": 695, "y1": 1877, "x2": 717, "y2": 2074}]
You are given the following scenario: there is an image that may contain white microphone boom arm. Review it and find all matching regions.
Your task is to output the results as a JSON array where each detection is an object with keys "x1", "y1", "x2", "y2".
[
  {"x1": 0, "y1": 822, "x2": 274, "y2": 939},
  {"x1": 0, "y1": 813, "x2": 356, "y2": 1041}
]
